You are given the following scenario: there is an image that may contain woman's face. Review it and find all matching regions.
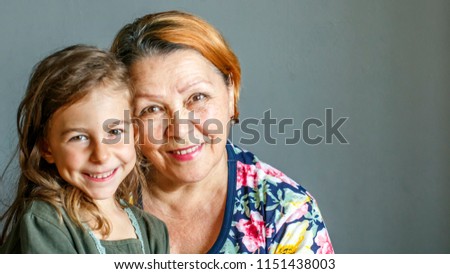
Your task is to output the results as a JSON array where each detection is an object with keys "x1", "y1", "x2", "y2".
[{"x1": 130, "y1": 49, "x2": 234, "y2": 185}]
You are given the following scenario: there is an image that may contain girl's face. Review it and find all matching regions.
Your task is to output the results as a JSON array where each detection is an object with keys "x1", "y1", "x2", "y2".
[
  {"x1": 42, "y1": 86, "x2": 136, "y2": 202},
  {"x1": 130, "y1": 49, "x2": 234, "y2": 186}
]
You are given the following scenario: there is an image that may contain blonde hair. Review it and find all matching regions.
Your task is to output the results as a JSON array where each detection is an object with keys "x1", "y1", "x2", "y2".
[
  {"x1": 111, "y1": 10, "x2": 242, "y2": 118},
  {"x1": 1, "y1": 44, "x2": 144, "y2": 243}
]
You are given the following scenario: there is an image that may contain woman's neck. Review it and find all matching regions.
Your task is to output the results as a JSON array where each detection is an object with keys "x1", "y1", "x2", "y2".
[
  {"x1": 145, "y1": 152, "x2": 229, "y2": 214},
  {"x1": 142, "y1": 160, "x2": 229, "y2": 253}
]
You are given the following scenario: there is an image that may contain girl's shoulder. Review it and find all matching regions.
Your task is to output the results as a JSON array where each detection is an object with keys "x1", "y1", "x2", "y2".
[
  {"x1": 127, "y1": 205, "x2": 169, "y2": 253},
  {"x1": 127, "y1": 205, "x2": 167, "y2": 230},
  {"x1": 22, "y1": 200, "x2": 65, "y2": 225}
]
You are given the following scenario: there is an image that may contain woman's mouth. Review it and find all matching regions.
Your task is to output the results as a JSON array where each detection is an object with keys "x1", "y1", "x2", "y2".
[{"x1": 169, "y1": 144, "x2": 203, "y2": 161}]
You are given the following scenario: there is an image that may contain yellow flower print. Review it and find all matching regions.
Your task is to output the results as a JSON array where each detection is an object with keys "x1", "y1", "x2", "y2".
[
  {"x1": 273, "y1": 221, "x2": 314, "y2": 254},
  {"x1": 289, "y1": 196, "x2": 310, "y2": 208}
]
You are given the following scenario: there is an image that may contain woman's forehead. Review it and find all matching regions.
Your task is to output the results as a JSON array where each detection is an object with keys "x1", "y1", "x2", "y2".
[{"x1": 130, "y1": 50, "x2": 224, "y2": 92}]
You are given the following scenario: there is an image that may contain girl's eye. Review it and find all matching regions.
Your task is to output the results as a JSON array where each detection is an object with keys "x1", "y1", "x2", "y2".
[
  {"x1": 108, "y1": 129, "x2": 124, "y2": 136},
  {"x1": 69, "y1": 135, "x2": 88, "y2": 142}
]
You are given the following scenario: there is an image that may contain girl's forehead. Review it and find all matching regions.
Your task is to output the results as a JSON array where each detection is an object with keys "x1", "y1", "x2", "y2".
[
  {"x1": 60, "y1": 85, "x2": 131, "y2": 115},
  {"x1": 90, "y1": 82, "x2": 131, "y2": 99},
  {"x1": 52, "y1": 88, "x2": 132, "y2": 123}
]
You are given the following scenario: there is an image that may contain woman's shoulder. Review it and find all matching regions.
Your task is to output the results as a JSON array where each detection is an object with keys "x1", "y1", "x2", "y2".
[{"x1": 230, "y1": 142, "x2": 307, "y2": 193}]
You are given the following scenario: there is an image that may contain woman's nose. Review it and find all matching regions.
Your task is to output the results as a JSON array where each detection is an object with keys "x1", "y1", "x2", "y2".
[{"x1": 166, "y1": 109, "x2": 198, "y2": 143}]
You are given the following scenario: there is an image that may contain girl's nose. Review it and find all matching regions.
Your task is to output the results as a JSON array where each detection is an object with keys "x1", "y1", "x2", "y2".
[{"x1": 89, "y1": 140, "x2": 110, "y2": 163}]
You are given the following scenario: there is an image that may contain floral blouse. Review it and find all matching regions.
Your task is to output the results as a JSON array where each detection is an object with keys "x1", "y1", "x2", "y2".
[{"x1": 207, "y1": 142, "x2": 334, "y2": 254}]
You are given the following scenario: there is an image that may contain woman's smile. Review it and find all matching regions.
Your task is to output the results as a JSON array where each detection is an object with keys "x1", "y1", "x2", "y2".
[{"x1": 168, "y1": 143, "x2": 204, "y2": 161}]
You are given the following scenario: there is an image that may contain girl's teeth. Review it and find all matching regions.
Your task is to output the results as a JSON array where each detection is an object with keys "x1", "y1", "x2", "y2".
[{"x1": 89, "y1": 170, "x2": 114, "y2": 179}]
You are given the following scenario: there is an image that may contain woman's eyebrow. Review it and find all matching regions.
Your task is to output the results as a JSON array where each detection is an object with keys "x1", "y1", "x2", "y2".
[
  {"x1": 134, "y1": 92, "x2": 163, "y2": 100},
  {"x1": 178, "y1": 79, "x2": 212, "y2": 93}
]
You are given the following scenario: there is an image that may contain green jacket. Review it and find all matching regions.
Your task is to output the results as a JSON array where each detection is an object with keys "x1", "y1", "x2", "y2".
[{"x1": 0, "y1": 200, "x2": 169, "y2": 254}]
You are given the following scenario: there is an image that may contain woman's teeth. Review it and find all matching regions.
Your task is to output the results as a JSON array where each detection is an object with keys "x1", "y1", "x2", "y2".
[{"x1": 173, "y1": 145, "x2": 200, "y2": 155}]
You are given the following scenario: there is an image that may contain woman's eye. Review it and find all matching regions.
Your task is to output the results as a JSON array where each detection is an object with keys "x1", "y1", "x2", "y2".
[
  {"x1": 191, "y1": 93, "x2": 207, "y2": 102},
  {"x1": 140, "y1": 105, "x2": 163, "y2": 116},
  {"x1": 69, "y1": 135, "x2": 88, "y2": 142}
]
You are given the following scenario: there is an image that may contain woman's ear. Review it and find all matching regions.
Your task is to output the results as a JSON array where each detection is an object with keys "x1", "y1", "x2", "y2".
[
  {"x1": 40, "y1": 141, "x2": 55, "y2": 164},
  {"x1": 227, "y1": 82, "x2": 235, "y2": 118}
]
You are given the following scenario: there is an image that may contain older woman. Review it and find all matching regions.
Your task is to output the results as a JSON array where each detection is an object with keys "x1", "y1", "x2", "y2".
[{"x1": 111, "y1": 10, "x2": 333, "y2": 254}]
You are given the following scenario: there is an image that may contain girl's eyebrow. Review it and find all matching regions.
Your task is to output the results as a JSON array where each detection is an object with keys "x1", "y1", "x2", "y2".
[
  {"x1": 107, "y1": 119, "x2": 127, "y2": 125},
  {"x1": 104, "y1": 119, "x2": 131, "y2": 127},
  {"x1": 60, "y1": 120, "x2": 131, "y2": 136},
  {"x1": 60, "y1": 127, "x2": 88, "y2": 137}
]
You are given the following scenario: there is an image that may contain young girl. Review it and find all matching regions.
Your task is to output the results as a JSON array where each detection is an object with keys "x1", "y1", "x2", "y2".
[{"x1": 0, "y1": 45, "x2": 169, "y2": 254}]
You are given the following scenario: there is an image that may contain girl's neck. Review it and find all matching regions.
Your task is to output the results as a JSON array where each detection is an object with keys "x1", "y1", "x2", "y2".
[
  {"x1": 94, "y1": 198, "x2": 121, "y2": 216},
  {"x1": 90, "y1": 198, "x2": 137, "y2": 241}
]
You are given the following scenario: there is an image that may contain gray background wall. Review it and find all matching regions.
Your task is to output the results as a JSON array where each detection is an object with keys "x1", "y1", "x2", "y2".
[{"x1": 1, "y1": 0, "x2": 449, "y2": 253}]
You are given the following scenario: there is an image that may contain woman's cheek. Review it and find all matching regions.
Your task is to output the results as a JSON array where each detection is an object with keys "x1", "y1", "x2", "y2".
[
  {"x1": 198, "y1": 108, "x2": 229, "y2": 144},
  {"x1": 140, "y1": 118, "x2": 166, "y2": 147}
]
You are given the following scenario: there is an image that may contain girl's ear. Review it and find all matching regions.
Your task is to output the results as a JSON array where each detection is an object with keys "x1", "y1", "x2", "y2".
[{"x1": 40, "y1": 141, "x2": 55, "y2": 164}]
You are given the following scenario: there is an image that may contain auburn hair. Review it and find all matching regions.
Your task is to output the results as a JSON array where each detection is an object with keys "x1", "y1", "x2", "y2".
[{"x1": 111, "y1": 10, "x2": 242, "y2": 118}]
